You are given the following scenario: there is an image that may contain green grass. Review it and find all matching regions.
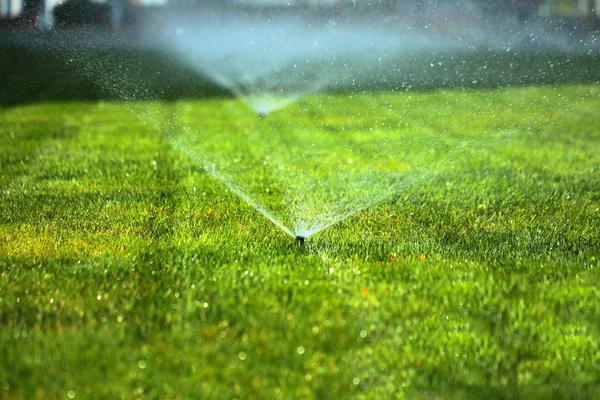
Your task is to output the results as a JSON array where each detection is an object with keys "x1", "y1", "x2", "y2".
[{"x1": 1, "y1": 83, "x2": 600, "y2": 399}]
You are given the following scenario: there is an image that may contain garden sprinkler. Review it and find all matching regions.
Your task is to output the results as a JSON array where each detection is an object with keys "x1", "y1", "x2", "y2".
[
  {"x1": 258, "y1": 113, "x2": 266, "y2": 119},
  {"x1": 295, "y1": 235, "x2": 305, "y2": 246}
]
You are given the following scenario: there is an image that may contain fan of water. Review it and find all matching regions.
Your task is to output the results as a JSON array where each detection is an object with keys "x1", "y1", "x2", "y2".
[
  {"x1": 133, "y1": 94, "x2": 482, "y2": 240},
  {"x1": 155, "y1": 17, "x2": 412, "y2": 116}
]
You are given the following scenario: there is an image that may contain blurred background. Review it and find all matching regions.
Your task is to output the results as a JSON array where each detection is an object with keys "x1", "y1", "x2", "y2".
[
  {"x1": 0, "y1": 0, "x2": 598, "y2": 33},
  {"x1": 1, "y1": 0, "x2": 599, "y2": 108}
]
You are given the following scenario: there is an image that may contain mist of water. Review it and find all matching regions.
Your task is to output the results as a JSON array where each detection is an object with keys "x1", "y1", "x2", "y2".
[
  {"x1": 150, "y1": 10, "x2": 599, "y2": 116},
  {"x1": 156, "y1": 18, "x2": 413, "y2": 115},
  {"x1": 125, "y1": 95, "x2": 511, "y2": 240}
]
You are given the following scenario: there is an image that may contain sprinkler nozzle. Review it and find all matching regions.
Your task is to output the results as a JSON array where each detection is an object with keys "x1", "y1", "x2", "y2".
[
  {"x1": 258, "y1": 113, "x2": 266, "y2": 119},
  {"x1": 295, "y1": 235, "x2": 305, "y2": 246}
]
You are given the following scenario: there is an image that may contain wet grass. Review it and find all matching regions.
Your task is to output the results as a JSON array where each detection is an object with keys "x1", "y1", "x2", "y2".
[{"x1": 1, "y1": 85, "x2": 600, "y2": 399}]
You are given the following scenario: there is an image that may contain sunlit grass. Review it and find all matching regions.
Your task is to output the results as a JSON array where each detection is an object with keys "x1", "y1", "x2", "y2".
[{"x1": 0, "y1": 85, "x2": 599, "y2": 399}]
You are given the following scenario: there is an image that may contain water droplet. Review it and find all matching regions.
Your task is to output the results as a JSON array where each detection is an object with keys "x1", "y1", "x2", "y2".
[
  {"x1": 360, "y1": 330, "x2": 367, "y2": 338},
  {"x1": 353, "y1": 377, "x2": 361, "y2": 385},
  {"x1": 138, "y1": 360, "x2": 147, "y2": 369},
  {"x1": 67, "y1": 390, "x2": 76, "y2": 399},
  {"x1": 297, "y1": 346, "x2": 305, "y2": 355},
  {"x1": 238, "y1": 352, "x2": 247, "y2": 361}
]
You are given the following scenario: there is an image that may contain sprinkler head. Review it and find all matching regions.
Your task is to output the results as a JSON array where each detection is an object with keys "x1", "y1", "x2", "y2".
[
  {"x1": 258, "y1": 112, "x2": 266, "y2": 119},
  {"x1": 295, "y1": 235, "x2": 305, "y2": 246}
]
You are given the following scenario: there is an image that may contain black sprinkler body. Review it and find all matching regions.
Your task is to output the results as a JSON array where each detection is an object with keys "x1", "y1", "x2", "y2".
[{"x1": 295, "y1": 235, "x2": 305, "y2": 246}]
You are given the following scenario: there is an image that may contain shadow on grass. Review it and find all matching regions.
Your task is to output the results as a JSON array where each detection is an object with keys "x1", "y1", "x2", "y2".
[
  {"x1": 0, "y1": 46, "x2": 230, "y2": 107},
  {"x1": 1, "y1": 43, "x2": 600, "y2": 107}
]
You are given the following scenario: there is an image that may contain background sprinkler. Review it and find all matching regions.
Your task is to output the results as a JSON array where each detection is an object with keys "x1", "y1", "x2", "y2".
[
  {"x1": 295, "y1": 235, "x2": 305, "y2": 245},
  {"x1": 258, "y1": 112, "x2": 266, "y2": 119}
]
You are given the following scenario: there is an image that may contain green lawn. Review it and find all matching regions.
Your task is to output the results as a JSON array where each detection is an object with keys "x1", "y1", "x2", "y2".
[{"x1": 1, "y1": 83, "x2": 599, "y2": 399}]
